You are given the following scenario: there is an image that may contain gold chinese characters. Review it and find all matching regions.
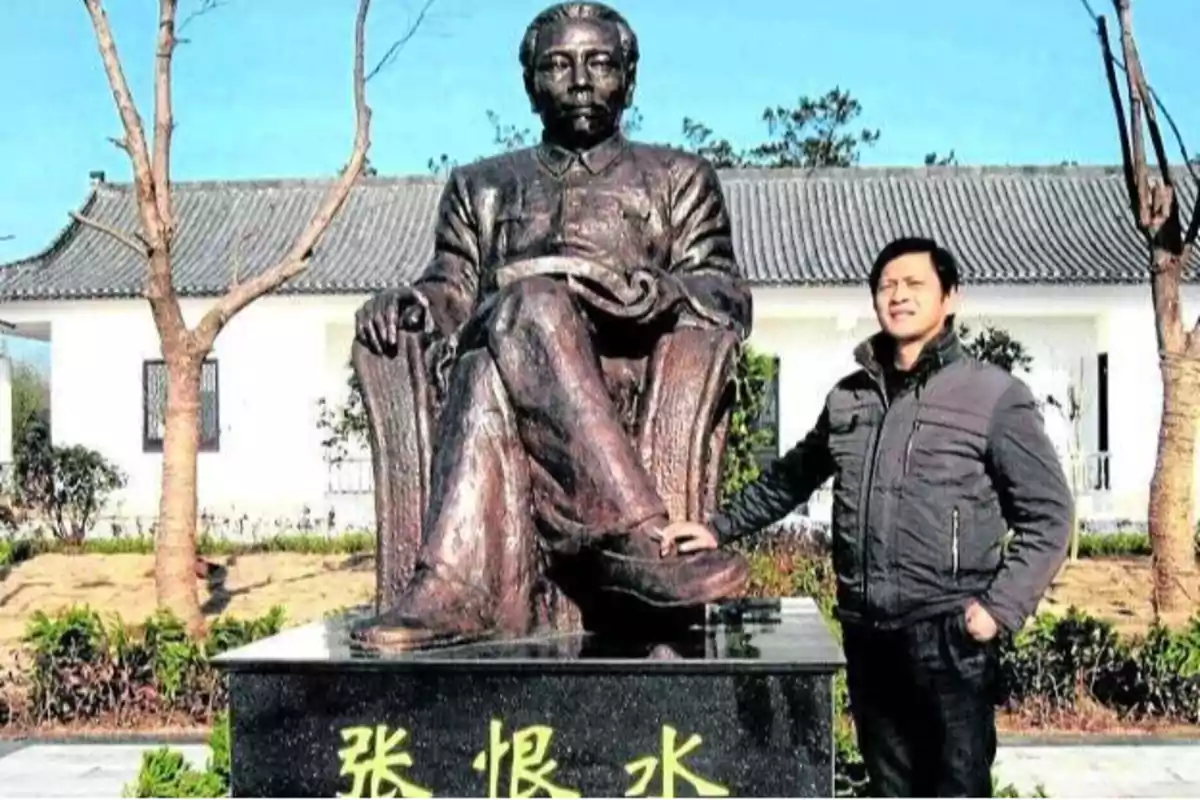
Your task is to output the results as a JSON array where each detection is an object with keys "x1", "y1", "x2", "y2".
[{"x1": 334, "y1": 719, "x2": 729, "y2": 798}]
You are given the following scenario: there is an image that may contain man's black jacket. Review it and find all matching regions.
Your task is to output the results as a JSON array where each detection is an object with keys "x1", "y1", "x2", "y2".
[{"x1": 710, "y1": 326, "x2": 1073, "y2": 634}]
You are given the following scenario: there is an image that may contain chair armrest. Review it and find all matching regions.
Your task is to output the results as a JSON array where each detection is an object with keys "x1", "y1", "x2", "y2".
[
  {"x1": 636, "y1": 326, "x2": 740, "y2": 522},
  {"x1": 351, "y1": 333, "x2": 436, "y2": 612}
]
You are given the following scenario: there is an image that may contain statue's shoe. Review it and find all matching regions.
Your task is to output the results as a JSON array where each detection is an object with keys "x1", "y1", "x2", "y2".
[
  {"x1": 589, "y1": 530, "x2": 749, "y2": 608},
  {"x1": 350, "y1": 570, "x2": 494, "y2": 652}
]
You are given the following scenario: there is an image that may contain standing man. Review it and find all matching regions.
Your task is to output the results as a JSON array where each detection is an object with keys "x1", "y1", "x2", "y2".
[{"x1": 656, "y1": 236, "x2": 1073, "y2": 797}]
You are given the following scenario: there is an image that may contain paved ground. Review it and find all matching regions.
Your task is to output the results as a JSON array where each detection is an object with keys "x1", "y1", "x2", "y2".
[
  {"x1": 0, "y1": 740, "x2": 1198, "y2": 797},
  {"x1": 994, "y1": 743, "x2": 1200, "y2": 797},
  {"x1": 0, "y1": 742, "x2": 210, "y2": 798}
]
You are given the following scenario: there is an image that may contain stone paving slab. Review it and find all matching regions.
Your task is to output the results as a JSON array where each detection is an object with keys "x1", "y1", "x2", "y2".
[
  {"x1": 1, "y1": 741, "x2": 1199, "y2": 797},
  {"x1": 994, "y1": 745, "x2": 1200, "y2": 797},
  {"x1": 0, "y1": 743, "x2": 210, "y2": 798}
]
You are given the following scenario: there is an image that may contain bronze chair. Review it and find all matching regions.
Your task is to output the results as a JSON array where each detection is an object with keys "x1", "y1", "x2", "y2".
[{"x1": 351, "y1": 322, "x2": 740, "y2": 634}]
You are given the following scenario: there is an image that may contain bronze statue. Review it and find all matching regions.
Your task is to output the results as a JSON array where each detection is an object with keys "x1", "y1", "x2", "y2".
[{"x1": 351, "y1": 1, "x2": 753, "y2": 650}]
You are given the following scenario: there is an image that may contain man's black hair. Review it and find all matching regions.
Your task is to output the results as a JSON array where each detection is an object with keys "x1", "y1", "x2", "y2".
[{"x1": 868, "y1": 236, "x2": 961, "y2": 295}]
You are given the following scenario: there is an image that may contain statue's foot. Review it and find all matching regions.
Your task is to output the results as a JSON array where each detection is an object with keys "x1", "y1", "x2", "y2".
[
  {"x1": 591, "y1": 527, "x2": 749, "y2": 608},
  {"x1": 350, "y1": 569, "x2": 494, "y2": 652}
]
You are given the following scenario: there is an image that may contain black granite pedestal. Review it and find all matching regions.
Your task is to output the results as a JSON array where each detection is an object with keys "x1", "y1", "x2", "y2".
[{"x1": 213, "y1": 597, "x2": 844, "y2": 798}]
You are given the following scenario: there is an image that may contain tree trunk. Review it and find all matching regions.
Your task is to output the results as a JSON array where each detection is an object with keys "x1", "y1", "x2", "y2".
[
  {"x1": 1149, "y1": 353, "x2": 1200, "y2": 617},
  {"x1": 156, "y1": 352, "x2": 204, "y2": 636}
]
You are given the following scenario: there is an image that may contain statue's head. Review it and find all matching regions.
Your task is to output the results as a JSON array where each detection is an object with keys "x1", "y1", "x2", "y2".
[{"x1": 519, "y1": 2, "x2": 638, "y2": 150}]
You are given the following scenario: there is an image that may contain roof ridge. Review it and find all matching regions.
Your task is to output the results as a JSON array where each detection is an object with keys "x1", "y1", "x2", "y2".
[
  {"x1": 95, "y1": 174, "x2": 448, "y2": 192},
  {"x1": 715, "y1": 164, "x2": 1133, "y2": 181},
  {"x1": 84, "y1": 163, "x2": 1139, "y2": 193}
]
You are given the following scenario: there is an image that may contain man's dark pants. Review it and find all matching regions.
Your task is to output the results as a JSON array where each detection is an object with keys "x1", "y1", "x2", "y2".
[{"x1": 842, "y1": 610, "x2": 999, "y2": 797}]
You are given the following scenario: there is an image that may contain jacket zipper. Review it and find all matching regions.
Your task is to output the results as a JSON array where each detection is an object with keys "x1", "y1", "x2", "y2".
[
  {"x1": 903, "y1": 421, "x2": 921, "y2": 475},
  {"x1": 859, "y1": 378, "x2": 889, "y2": 621},
  {"x1": 951, "y1": 507, "x2": 960, "y2": 579}
]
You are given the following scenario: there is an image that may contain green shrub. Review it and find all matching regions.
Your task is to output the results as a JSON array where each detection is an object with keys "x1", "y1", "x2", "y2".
[
  {"x1": 125, "y1": 711, "x2": 231, "y2": 797},
  {"x1": 0, "y1": 536, "x2": 33, "y2": 567},
  {"x1": 7, "y1": 605, "x2": 284, "y2": 727},
  {"x1": 316, "y1": 373, "x2": 369, "y2": 464},
  {"x1": 125, "y1": 748, "x2": 225, "y2": 798},
  {"x1": 995, "y1": 776, "x2": 1048, "y2": 798},
  {"x1": 719, "y1": 346, "x2": 778, "y2": 501},
  {"x1": 13, "y1": 420, "x2": 126, "y2": 543},
  {"x1": 196, "y1": 531, "x2": 374, "y2": 556},
  {"x1": 1075, "y1": 531, "x2": 1155, "y2": 558},
  {"x1": 958, "y1": 323, "x2": 1034, "y2": 374}
]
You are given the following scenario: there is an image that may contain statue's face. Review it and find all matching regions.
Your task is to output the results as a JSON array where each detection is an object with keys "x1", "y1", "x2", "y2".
[{"x1": 527, "y1": 17, "x2": 631, "y2": 149}]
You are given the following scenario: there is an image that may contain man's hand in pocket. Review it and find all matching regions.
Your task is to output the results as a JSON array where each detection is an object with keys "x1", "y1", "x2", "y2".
[{"x1": 965, "y1": 600, "x2": 999, "y2": 643}]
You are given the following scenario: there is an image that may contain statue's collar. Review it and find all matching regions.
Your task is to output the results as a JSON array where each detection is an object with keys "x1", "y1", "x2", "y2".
[{"x1": 537, "y1": 133, "x2": 626, "y2": 177}]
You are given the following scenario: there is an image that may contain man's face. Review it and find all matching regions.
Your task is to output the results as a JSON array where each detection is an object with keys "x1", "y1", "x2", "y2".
[
  {"x1": 527, "y1": 18, "x2": 630, "y2": 148},
  {"x1": 872, "y1": 252, "x2": 956, "y2": 344}
]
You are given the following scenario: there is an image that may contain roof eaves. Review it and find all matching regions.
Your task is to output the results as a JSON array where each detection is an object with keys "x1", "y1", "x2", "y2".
[{"x1": 0, "y1": 187, "x2": 103, "y2": 272}]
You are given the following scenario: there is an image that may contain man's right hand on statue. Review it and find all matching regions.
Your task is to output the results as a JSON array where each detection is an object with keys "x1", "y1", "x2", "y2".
[
  {"x1": 355, "y1": 287, "x2": 428, "y2": 354},
  {"x1": 654, "y1": 521, "x2": 720, "y2": 557}
]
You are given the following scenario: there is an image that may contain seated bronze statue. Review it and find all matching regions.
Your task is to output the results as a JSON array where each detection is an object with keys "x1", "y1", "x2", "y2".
[{"x1": 351, "y1": 1, "x2": 753, "y2": 650}]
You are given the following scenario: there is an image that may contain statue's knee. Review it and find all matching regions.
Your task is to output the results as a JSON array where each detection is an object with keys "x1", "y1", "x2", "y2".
[{"x1": 489, "y1": 277, "x2": 575, "y2": 341}]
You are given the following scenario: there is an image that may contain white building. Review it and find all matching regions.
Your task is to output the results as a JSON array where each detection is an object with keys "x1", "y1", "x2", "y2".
[{"x1": 0, "y1": 165, "x2": 1193, "y2": 535}]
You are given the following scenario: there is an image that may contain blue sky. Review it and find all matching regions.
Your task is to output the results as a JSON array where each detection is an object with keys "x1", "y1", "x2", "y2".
[{"x1": 0, "y1": 0, "x2": 1196, "y2": 318}]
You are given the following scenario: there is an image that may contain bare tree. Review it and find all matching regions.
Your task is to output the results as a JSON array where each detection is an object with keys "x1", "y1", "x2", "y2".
[
  {"x1": 1088, "y1": 0, "x2": 1200, "y2": 616},
  {"x1": 79, "y1": 0, "x2": 432, "y2": 635}
]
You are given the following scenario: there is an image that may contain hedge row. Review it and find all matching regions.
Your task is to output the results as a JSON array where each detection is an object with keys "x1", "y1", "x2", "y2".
[
  {"x1": 0, "y1": 527, "x2": 1171, "y2": 571},
  {"x1": 0, "y1": 531, "x2": 374, "y2": 568}
]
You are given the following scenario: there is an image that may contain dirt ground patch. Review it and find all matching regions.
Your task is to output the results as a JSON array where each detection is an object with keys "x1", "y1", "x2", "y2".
[
  {"x1": 1036, "y1": 556, "x2": 1198, "y2": 635},
  {"x1": 0, "y1": 551, "x2": 1189, "y2": 659},
  {"x1": 0, "y1": 552, "x2": 375, "y2": 658}
]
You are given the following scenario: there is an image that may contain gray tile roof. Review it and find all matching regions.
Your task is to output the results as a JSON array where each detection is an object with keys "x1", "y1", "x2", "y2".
[{"x1": 1, "y1": 164, "x2": 1196, "y2": 301}]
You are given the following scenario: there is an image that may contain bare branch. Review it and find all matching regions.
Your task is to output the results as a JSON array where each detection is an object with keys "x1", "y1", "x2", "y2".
[
  {"x1": 0, "y1": 235, "x2": 13, "y2": 242},
  {"x1": 1115, "y1": 1, "x2": 1151, "y2": 231},
  {"x1": 177, "y1": 0, "x2": 225, "y2": 42},
  {"x1": 365, "y1": 0, "x2": 437, "y2": 82},
  {"x1": 83, "y1": 0, "x2": 185, "y2": 343},
  {"x1": 1117, "y1": 9, "x2": 1173, "y2": 211},
  {"x1": 153, "y1": 0, "x2": 178, "y2": 236},
  {"x1": 1096, "y1": 14, "x2": 1142, "y2": 229},
  {"x1": 107, "y1": 136, "x2": 130, "y2": 154},
  {"x1": 70, "y1": 212, "x2": 149, "y2": 258},
  {"x1": 1081, "y1": 0, "x2": 1199, "y2": 185},
  {"x1": 1144, "y1": 86, "x2": 1200, "y2": 186},
  {"x1": 194, "y1": 0, "x2": 414, "y2": 351},
  {"x1": 81, "y1": 0, "x2": 164, "y2": 248}
]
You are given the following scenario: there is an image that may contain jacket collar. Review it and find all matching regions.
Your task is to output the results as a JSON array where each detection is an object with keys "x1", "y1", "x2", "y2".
[
  {"x1": 854, "y1": 319, "x2": 964, "y2": 384},
  {"x1": 536, "y1": 132, "x2": 627, "y2": 177}
]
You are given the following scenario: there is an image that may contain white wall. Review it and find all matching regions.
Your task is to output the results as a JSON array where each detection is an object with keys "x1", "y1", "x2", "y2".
[
  {"x1": 0, "y1": 281, "x2": 1190, "y2": 531},
  {"x1": 0, "y1": 293, "x2": 369, "y2": 531}
]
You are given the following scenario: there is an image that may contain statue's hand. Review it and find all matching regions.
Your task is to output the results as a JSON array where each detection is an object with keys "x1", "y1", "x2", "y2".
[{"x1": 355, "y1": 286, "x2": 428, "y2": 354}]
